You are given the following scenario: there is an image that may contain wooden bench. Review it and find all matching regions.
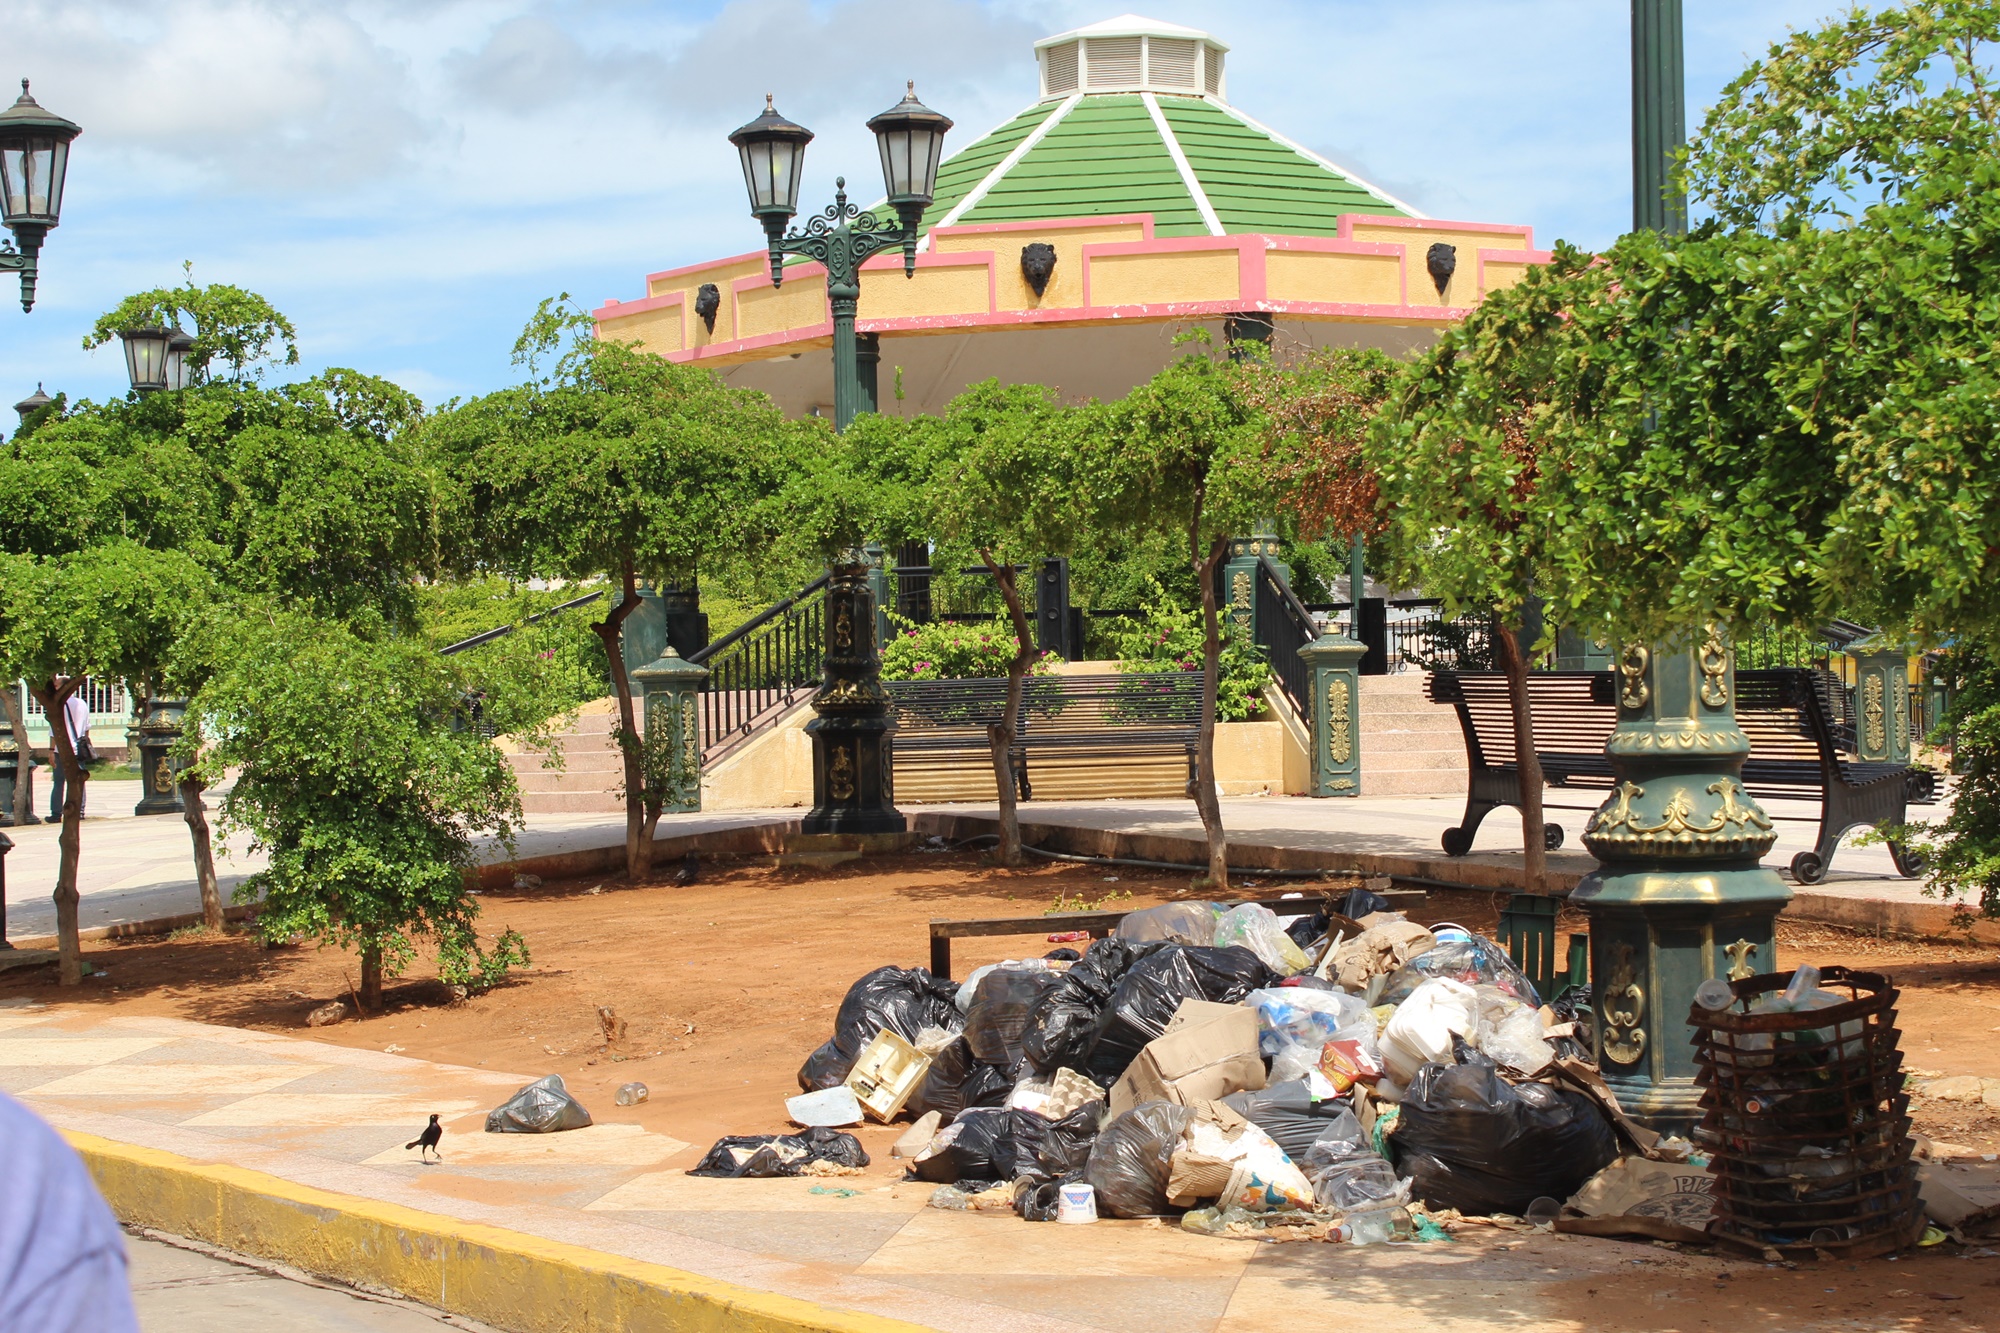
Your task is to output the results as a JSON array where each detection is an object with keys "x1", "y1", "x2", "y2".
[
  {"x1": 888, "y1": 672, "x2": 1200, "y2": 800},
  {"x1": 1425, "y1": 667, "x2": 1938, "y2": 884},
  {"x1": 928, "y1": 888, "x2": 1430, "y2": 979}
]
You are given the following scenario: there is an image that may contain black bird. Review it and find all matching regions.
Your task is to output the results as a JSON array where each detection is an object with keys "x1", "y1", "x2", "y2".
[
  {"x1": 672, "y1": 852, "x2": 699, "y2": 886},
  {"x1": 406, "y1": 1113, "x2": 443, "y2": 1162}
]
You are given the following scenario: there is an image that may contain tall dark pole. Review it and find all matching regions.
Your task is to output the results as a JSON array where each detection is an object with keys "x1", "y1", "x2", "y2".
[
  {"x1": 1571, "y1": 1, "x2": 1791, "y2": 1133},
  {"x1": 1630, "y1": 0, "x2": 1688, "y2": 235}
]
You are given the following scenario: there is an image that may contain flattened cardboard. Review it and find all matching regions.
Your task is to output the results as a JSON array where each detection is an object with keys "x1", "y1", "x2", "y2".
[
  {"x1": 1919, "y1": 1160, "x2": 2000, "y2": 1234},
  {"x1": 1110, "y1": 998, "x2": 1266, "y2": 1120}
]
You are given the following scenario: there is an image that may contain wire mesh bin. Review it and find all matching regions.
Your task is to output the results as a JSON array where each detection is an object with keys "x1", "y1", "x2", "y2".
[{"x1": 1689, "y1": 966, "x2": 1925, "y2": 1260}]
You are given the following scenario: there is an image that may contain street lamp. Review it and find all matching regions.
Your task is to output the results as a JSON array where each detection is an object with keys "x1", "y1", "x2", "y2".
[
  {"x1": 165, "y1": 328, "x2": 194, "y2": 391},
  {"x1": 0, "y1": 80, "x2": 79, "y2": 314},
  {"x1": 728, "y1": 84, "x2": 952, "y2": 839},
  {"x1": 119, "y1": 325, "x2": 173, "y2": 394},
  {"x1": 729, "y1": 83, "x2": 951, "y2": 431}
]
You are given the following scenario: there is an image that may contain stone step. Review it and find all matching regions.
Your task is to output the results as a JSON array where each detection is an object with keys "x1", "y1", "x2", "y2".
[
  {"x1": 518, "y1": 789, "x2": 627, "y2": 814},
  {"x1": 1358, "y1": 769, "x2": 1467, "y2": 797},
  {"x1": 506, "y1": 751, "x2": 625, "y2": 774},
  {"x1": 512, "y1": 771, "x2": 625, "y2": 794}
]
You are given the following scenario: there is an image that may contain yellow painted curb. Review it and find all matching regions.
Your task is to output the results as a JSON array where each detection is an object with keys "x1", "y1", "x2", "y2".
[{"x1": 67, "y1": 1131, "x2": 932, "y2": 1333}]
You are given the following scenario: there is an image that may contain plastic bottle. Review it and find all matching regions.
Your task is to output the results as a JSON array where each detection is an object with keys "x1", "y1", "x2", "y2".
[{"x1": 615, "y1": 1081, "x2": 649, "y2": 1106}]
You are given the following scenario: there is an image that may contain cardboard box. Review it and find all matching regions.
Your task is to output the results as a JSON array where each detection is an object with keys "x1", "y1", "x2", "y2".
[
  {"x1": 1920, "y1": 1159, "x2": 2000, "y2": 1234},
  {"x1": 1109, "y1": 998, "x2": 1266, "y2": 1120}
]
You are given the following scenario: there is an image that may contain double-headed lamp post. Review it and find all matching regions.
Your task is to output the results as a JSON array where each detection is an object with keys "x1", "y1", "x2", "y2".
[
  {"x1": 726, "y1": 85, "x2": 952, "y2": 838},
  {"x1": 116, "y1": 325, "x2": 193, "y2": 394},
  {"x1": 0, "y1": 81, "x2": 80, "y2": 314}
]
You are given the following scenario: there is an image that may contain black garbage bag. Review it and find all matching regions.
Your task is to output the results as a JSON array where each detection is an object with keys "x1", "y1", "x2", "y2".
[
  {"x1": 1337, "y1": 885, "x2": 1391, "y2": 919},
  {"x1": 1222, "y1": 1080, "x2": 1355, "y2": 1162},
  {"x1": 1547, "y1": 983, "x2": 1594, "y2": 1062},
  {"x1": 962, "y1": 1060, "x2": 1015, "y2": 1110},
  {"x1": 1013, "y1": 1176, "x2": 1070, "y2": 1222},
  {"x1": 485, "y1": 1074, "x2": 593, "y2": 1134},
  {"x1": 907, "y1": 1037, "x2": 975, "y2": 1123},
  {"x1": 992, "y1": 1103, "x2": 1105, "y2": 1183},
  {"x1": 1081, "y1": 945, "x2": 1274, "y2": 1085},
  {"x1": 797, "y1": 965, "x2": 962, "y2": 1092},
  {"x1": 1021, "y1": 937, "x2": 1151, "y2": 1077},
  {"x1": 1283, "y1": 908, "x2": 1331, "y2": 950},
  {"x1": 912, "y1": 1107, "x2": 1009, "y2": 1183},
  {"x1": 964, "y1": 968, "x2": 1062, "y2": 1067},
  {"x1": 688, "y1": 1126, "x2": 870, "y2": 1179},
  {"x1": 1043, "y1": 947, "x2": 1081, "y2": 962},
  {"x1": 1393, "y1": 1055, "x2": 1618, "y2": 1216},
  {"x1": 1084, "y1": 1100, "x2": 1193, "y2": 1217}
]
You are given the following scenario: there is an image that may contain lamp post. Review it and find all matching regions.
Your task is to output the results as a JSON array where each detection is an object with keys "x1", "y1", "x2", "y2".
[
  {"x1": 0, "y1": 81, "x2": 79, "y2": 314},
  {"x1": 119, "y1": 325, "x2": 173, "y2": 394},
  {"x1": 728, "y1": 84, "x2": 952, "y2": 838},
  {"x1": 1569, "y1": 0, "x2": 1791, "y2": 1133}
]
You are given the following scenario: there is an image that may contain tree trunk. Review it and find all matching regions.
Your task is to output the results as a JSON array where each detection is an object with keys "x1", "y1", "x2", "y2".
[
  {"x1": 1494, "y1": 618, "x2": 1549, "y2": 894},
  {"x1": 360, "y1": 944, "x2": 383, "y2": 1012},
  {"x1": 982, "y1": 551, "x2": 1040, "y2": 868},
  {"x1": 1, "y1": 686, "x2": 36, "y2": 827},
  {"x1": 180, "y1": 771, "x2": 222, "y2": 930},
  {"x1": 31, "y1": 680, "x2": 86, "y2": 986},
  {"x1": 1193, "y1": 536, "x2": 1230, "y2": 889},
  {"x1": 591, "y1": 563, "x2": 648, "y2": 879}
]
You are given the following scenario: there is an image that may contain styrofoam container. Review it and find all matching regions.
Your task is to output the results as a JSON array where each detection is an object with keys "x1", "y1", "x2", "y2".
[
  {"x1": 786, "y1": 1085, "x2": 863, "y2": 1127},
  {"x1": 1056, "y1": 1181, "x2": 1097, "y2": 1224}
]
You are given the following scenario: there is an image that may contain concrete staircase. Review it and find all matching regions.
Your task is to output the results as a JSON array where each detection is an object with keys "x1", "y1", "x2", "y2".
[
  {"x1": 1358, "y1": 672, "x2": 1466, "y2": 797},
  {"x1": 503, "y1": 698, "x2": 627, "y2": 815}
]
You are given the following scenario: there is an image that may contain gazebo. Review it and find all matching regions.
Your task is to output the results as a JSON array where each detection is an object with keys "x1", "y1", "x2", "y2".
[{"x1": 593, "y1": 13, "x2": 1547, "y2": 415}]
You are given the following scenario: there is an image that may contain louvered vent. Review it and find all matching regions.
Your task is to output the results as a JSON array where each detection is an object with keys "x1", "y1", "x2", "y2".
[
  {"x1": 1085, "y1": 36, "x2": 1143, "y2": 88},
  {"x1": 1148, "y1": 38, "x2": 1198, "y2": 90},
  {"x1": 1204, "y1": 44, "x2": 1225, "y2": 95},
  {"x1": 1042, "y1": 40, "x2": 1079, "y2": 96}
]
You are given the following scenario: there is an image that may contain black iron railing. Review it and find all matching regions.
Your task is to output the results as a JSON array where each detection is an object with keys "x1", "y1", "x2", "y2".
[
  {"x1": 689, "y1": 574, "x2": 829, "y2": 764},
  {"x1": 1303, "y1": 598, "x2": 1496, "y2": 672},
  {"x1": 437, "y1": 590, "x2": 606, "y2": 657},
  {"x1": 1254, "y1": 555, "x2": 1318, "y2": 716}
]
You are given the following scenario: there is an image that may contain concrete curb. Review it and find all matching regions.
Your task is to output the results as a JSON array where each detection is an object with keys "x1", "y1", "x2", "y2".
[
  {"x1": 907, "y1": 810, "x2": 2000, "y2": 945},
  {"x1": 68, "y1": 1130, "x2": 928, "y2": 1333}
]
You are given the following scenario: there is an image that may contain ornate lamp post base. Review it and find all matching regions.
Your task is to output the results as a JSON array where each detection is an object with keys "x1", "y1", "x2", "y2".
[
  {"x1": 800, "y1": 558, "x2": 905, "y2": 836},
  {"x1": 129, "y1": 698, "x2": 188, "y2": 817},
  {"x1": 1573, "y1": 638, "x2": 1792, "y2": 1134}
]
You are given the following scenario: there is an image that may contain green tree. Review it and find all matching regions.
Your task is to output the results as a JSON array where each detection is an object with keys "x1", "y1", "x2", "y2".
[
  {"x1": 83, "y1": 265, "x2": 299, "y2": 384},
  {"x1": 1082, "y1": 349, "x2": 1285, "y2": 887},
  {"x1": 190, "y1": 614, "x2": 525, "y2": 1010},
  {"x1": 925, "y1": 381, "x2": 1086, "y2": 865},
  {"x1": 434, "y1": 298, "x2": 798, "y2": 877},
  {"x1": 0, "y1": 543, "x2": 210, "y2": 984}
]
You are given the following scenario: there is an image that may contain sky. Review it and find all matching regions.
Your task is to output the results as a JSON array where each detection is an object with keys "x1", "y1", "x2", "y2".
[{"x1": 0, "y1": 0, "x2": 1855, "y2": 411}]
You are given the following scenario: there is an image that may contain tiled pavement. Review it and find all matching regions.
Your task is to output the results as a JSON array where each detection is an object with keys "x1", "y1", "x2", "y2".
[{"x1": 4, "y1": 999, "x2": 1647, "y2": 1333}]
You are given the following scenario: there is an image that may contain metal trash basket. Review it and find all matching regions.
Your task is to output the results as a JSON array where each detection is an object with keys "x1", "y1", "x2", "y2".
[{"x1": 1689, "y1": 967, "x2": 1924, "y2": 1260}]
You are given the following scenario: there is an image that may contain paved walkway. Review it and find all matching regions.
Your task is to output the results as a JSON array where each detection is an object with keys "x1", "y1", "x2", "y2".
[
  {"x1": 5, "y1": 1000, "x2": 1672, "y2": 1333},
  {"x1": 3, "y1": 781, "x2": 1947, "y2": 945}
]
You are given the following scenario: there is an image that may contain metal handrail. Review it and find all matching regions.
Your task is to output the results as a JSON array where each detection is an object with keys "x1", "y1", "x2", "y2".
[
  {"x1": 438, "y1": 590, "x2": 605, "y2": 657},
  {"x1": 691, "y1": 574, "x2": 831, "y2": 763},
  {"x1": 1254, "y1": 554, "x2": 1319, "y2": 716}
]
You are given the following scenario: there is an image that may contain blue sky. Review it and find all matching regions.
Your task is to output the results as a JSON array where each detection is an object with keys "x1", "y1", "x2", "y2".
[{"x1": 0, "y1": 0, "x2": 1852, "y2": 411}]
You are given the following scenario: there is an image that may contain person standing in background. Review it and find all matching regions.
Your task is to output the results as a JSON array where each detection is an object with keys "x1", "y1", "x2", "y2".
[{"x1": 46, "y1": 680, "x2": 92, "y2": 823}]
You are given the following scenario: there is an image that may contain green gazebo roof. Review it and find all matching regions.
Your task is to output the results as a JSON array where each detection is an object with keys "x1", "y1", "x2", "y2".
[{"x1": 906, "y1": 15, "x2": 1420, "y2": 240}]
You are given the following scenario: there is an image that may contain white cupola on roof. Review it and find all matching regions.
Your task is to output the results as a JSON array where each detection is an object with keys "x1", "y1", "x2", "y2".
[{"x1": 1035, "y1": 14, "x2": 1228, "y2": 101}]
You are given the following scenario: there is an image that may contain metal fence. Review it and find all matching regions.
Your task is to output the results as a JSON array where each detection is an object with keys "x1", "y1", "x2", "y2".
[{"x1": 1302, "y1": 600, "x2": 1497, "y2": 673}]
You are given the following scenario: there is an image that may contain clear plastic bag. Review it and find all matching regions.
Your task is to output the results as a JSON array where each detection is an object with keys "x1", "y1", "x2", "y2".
[
  {"x1": 1310, "y1": 1155, "x2": 1406, "y2": 1211},
  {"x1": 1245, "y1": 987, "x2": 1371, "y2": 1057},
  {"x1": 485, "y1": 1074, "x2": 593, "y2": 1134},
  {"x1": 1481, "y1": 1003, "x2": 1556, "y2": 1076},
  {"x1": 1115, "y1": 903, "x2": 1220, "y2": 946},
  {"x1": 1378, "y1": 936, "x2": 1542, "y2": 1008},
  {"x1": 1213, "y1": 904, "x2": 1312, "y2": 976}
]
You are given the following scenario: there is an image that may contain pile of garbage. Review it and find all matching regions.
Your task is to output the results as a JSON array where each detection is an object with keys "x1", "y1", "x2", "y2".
[{"x1": 719, "y1": 889, "x2": 1667, "y2": 1243}]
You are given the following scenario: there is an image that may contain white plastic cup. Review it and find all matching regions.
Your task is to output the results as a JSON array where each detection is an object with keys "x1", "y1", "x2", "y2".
[{"x1": 1056, "y1": 1181, "x2": 1097, "y2": 1224}]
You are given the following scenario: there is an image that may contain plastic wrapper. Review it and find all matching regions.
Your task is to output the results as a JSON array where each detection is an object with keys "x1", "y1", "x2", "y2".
[
  {"x1": 1082, "y1": 945, "x2": 1275, "y2": 1084},
  {"x1": 912, "y1": 1107, "x2": 1009, "y2": 1183},
  {"x1": 965, "y1": 968, "x2": 1062, "y2": 1067},
  {"x1": 1085, "y1": 1101, "x2": 1194, "y2": 1217},
  {"x1": 688, "y1": 1126, "x2": 869, "y2": 1179},
  {"x1": 1318, "y1": 1036, "x2": 1384, "y2": 1095},
  {"x1": 1021, "y1": 937, "x2": 1151, "y2": 1076},
  {"x1": 1393, "y1": 1054, "x2": 1619, "y2": 1216},
  {"x1": 1222, "y1": 1080, "x2": 1357, "y2": 1162},
  {"x1": 1245, "y1": 987, "x2": 1372, "y2": 1057},
  {"x1": 1481, "y1": 1003, "x2": 1556, "y2": 1077},
  {"x1": 1378, "y1": 937, "x2": 1541, "y2": 1009},
  {"x1": 799, "y1": 965, "x2": 963, "y2": 1091},
  {"x1": 1379, "y1": 977, "x2": 1479, "y2": 1085},
  {"x1": 992, "y1": 1103, "x2": 1105, "y2": 1183},
  {"x1": 1115, "y1": 902, "x2": 1219, "y2": 946},
  {"x1": 1213, "y1": 904, "x2": 1312, "y2": 976},
  {"x1": 485, "y1": 1074, "x2": 593, "y2": 1134}
]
